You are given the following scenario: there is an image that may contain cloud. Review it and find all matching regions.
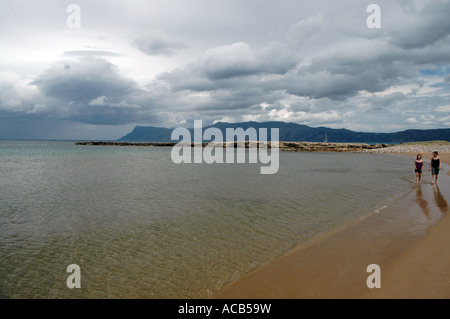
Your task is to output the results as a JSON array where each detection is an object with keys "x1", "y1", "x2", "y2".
[
  {"x1": 63, "y1": 50, "x2": 122, "y2": 57},
  {"x1": 406, "y1": 117, "x2": 418, "y2": 123},
  {"x1": 133, "y1": 30, "x2": 187, "y2": 56},
  {"x1": 388, "y1": 0, "x2": 450, "y2": 49},
  {"x1": 287, "y1": 14, "x2": 324, "y2": 43},
  {"x1": 32, "y1": 56, "x2": 139, "y2": 104},
  {"x1": 153, "y1": 1, "x2": 450, "y2": 108},
  {"x1": 0, "y1": 71, "x2": 41, "y2": 113},
  {"x1": 88, "y1": 95, "x2": 107, "y2": 106},
  {"x1": 201, "y1": 42, "x2": 297, "y2": 80},
  {"x1": 13, "y1": 56, "x2": 161, "y2": 125},
  {"x1": 436, "y1": 105, "x2": 450, "y2": 112},
  {"x1": 201, "y1": 42, "x2": 263, "y2": 80},
  {"x1": 156, "y1": 41, "x2": 297, "y2": 95},
  {"x1": 369, "y1": 92, "x2": 407, "y2": 110}
]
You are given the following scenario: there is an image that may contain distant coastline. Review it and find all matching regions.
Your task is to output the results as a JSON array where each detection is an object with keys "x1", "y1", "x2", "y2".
[{"x1": 118, "y1": 121, "x2": 450, "y2": 144}]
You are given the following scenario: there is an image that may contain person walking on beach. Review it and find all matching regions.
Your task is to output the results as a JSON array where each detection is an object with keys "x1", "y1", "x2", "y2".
[
  {"x1": 415, "y1": 154, "x2": 424, "y2": 184},
  {"x1": 430, "y1": 151, "x2": 441, "y2": 185}
]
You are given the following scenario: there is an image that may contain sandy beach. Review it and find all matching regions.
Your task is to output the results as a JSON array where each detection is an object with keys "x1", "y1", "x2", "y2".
[
  {"x1": 216, "y1": 144, "x2": 450, "y2": 299},
  {"x1": 362, "y1": 148, "x2": 450, "y2": 298}
]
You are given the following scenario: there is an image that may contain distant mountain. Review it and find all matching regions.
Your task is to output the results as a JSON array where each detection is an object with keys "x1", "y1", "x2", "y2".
[
  {"x1": 118, "y1": 121, "x2": 450, "y2": 143},
  {"x1": 119, "y1": 126, "x2": 174, "y2": 142}
]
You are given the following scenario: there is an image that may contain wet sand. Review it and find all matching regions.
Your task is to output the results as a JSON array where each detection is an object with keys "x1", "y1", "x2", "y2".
[
  {"x1": 361, "y1": 152, "x2": 450, "y2": 298},
  {"x1": 216, "y1": 152, "x2": 450, "y2": 299}
]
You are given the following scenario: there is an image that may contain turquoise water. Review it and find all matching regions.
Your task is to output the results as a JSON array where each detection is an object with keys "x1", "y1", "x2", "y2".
[{"x1": 0, "y1": 140, "x2": 413, "y2": 298}]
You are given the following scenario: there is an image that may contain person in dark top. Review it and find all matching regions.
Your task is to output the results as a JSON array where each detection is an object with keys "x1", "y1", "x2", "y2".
[
  {"x1": 415, "y1": 153, "x2": 424, "y2": 184},
  {"x1": 429, "y1": 151, "x2": 442, "y2": 185}
]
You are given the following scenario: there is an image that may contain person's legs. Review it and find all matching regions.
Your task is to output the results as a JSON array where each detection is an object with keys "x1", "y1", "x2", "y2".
[{"x1": 431, "y1": 167, "x2": 438, "y2": 184}]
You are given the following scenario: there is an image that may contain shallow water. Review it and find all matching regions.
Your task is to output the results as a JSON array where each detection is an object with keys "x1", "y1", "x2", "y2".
[{"x1": 0, "y1": 140, "x2": 413, "y2": 298}]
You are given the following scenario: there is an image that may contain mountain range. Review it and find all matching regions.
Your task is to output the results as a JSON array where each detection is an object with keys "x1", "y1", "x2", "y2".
[{"x1": 118, "y1": 121, "x2": 450, "y2": 143}]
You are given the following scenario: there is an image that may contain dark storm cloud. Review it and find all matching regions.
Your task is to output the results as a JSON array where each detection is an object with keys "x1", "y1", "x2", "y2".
[
  {"x1": 155, "y1": 41, "x2": 298, "y2": 99},
  {"x1": 159, "y1": 41, "x2": 404, "y2": 102},
  {"x1": 65, "y1": 104, "x2": 156, "y2": 125},
  {"x1": 23, "y1": 56, "x2": 165, "y2": 125},
  {"x1": 32, "y1": 56, "x2": 139, "y2": 104},
  {"x1": 282, "y1": 45, "x2": 414, "y2": 100},
  {"x1": 199, "y1": 42, "x2": 297, "y2": 80}
]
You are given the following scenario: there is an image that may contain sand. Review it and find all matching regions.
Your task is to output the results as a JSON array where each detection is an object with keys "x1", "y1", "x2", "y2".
[
  {"x1": 216, "y1": 150, "x2": 450, "y2": 299},
  {"x1": 361, "y1": 151, "x2": 450, "y2": 298}
]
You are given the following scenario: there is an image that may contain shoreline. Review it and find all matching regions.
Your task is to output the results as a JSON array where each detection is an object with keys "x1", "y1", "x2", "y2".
[{"x1": 216, "y1": 147, "x2": 450, "y2": 299}]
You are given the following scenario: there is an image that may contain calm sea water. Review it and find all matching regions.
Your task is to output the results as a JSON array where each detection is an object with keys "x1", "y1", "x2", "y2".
[{"x1": 0, "y1": 140, "x2": 413, "y2": 298}]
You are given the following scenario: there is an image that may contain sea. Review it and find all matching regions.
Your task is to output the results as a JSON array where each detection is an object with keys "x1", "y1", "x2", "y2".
[{"x1": 0, "y1": 140, "x2": 414, "y2": 298}]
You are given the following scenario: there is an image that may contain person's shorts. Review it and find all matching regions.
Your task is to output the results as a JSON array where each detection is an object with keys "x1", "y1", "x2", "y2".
[
  {"x1": 432, "y1": 166, "x2": 440, "y2": 175},
  {"x1": 415, "y1": 169, "x2": 422, "y2": 174}
]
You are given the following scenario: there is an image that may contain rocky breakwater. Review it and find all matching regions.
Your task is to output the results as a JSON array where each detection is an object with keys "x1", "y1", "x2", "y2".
[
  {"x1": 278, "y1": 142, "x2": 389, "y2": 152},
  {"x1": 75, "y1": 141, "x2": 175, "y2": 146},
  {"x1": 76, "y1": 141, "x2": 390, "y2": 152},
  {"x1": 361, "y1": 142, "x2": 450, "y2": 154}
]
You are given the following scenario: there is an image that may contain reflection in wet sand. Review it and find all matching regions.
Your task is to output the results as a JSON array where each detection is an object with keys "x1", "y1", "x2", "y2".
[
  {"x1": 432, "y1": 184, "x2": 449, "y2": 214},
  {"x1": 415, "y1": 185, "x2": 430, "y2": 219}
]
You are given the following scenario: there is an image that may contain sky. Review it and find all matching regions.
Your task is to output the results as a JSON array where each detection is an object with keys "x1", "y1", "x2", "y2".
[{"x1": 1, "y1": 0, "x2": 450, "y2": 140}]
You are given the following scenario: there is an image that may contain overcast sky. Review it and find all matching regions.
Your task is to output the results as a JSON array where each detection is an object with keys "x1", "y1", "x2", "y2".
[{"x1": 1, "y1": 0, "x2": 450, "y2": 139}]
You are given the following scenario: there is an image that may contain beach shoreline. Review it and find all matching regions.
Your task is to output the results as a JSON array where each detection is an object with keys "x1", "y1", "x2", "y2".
[{"x1": 215, "y1": 146, "x2": 450, "y2": 299}]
